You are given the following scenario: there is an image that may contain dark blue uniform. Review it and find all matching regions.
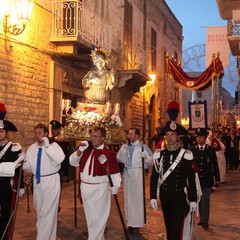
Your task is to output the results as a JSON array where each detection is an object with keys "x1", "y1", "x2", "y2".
[
  {"x1": 190, "y1": 144, "x2": 220, "y2": 227},
  {"x1": 0, "y1": 143, "x2": 22, "y2": 240},
  {"x1": 150, "y1": 147, "x2": 197, "y2": 240}
]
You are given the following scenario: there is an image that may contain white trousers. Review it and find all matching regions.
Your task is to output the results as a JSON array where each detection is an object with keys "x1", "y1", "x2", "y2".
[{"x1": 81, "y1": 181, "x2": 110, "y2": 240}]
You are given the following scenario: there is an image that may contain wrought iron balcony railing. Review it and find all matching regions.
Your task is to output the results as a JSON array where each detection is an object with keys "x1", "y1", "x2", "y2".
[
  {"x1": 51, "y1": 0, "x2": 112, "y2": 53},
  {"x1": 227, "y1": 20, "x2": 240, "y2": 37}
]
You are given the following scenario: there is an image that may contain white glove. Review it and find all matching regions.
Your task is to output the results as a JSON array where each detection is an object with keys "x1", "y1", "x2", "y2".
[
  {"x1": 42, "y1": 137, "x2": 50, "y2": 148},
  {"x1": 78, "y1": 141, "x2": 89, "y2": 152},
  {"x1": 150, "y1": 199, "x2": 158, "y2": 210},
  {"x1": 14, "y1": 153, "x2": 25, "y2": 169},
  {"x1": 110, "y1": 186, "x2": 119, "y2": 195},
  {"x1": 141, "y1": 152, "x2": 147, "y2": 158},
  {"x1": 189, "y1": 202, "x2": 197, "y2": 212},
  {"x1": 19, "y1": 188, "x2": 25, "y2": 197}
]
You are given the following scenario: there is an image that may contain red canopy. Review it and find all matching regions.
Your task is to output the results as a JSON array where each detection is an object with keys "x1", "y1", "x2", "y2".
[{"x1": 167, "y1": 54, "x2": 224, "y2": 91}]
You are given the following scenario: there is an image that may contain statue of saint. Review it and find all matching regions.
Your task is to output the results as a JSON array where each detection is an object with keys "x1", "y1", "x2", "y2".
[{"x1": 82, "y1": 48, "x2": 115, "y2": 104}]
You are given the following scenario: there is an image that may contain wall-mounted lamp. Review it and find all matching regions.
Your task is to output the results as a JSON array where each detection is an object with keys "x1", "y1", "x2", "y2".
[
  {"x1": 2, "y1": 0, "x2": 34, "y2": 35},
  {"x1": 148, "y1": 73, "x2": 156, "y2": 84}
]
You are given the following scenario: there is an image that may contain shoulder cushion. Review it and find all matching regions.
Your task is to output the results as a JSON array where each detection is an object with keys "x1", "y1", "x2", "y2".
[{"x1": 11, "y1": 143, "x2": 21, "y2": 152}]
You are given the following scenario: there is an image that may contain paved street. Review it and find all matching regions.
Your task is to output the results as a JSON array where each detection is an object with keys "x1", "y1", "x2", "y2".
[{"x1": 13, "y1": 168, "x2": 240, "y2": 240}]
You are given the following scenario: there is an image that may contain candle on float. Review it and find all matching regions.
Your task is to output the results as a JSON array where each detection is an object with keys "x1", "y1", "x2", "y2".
[
  {"x1": 104, "y1": 101, "x2": 111, "y2": 114},
  {"x1": 114, "y1": 103, "x2": 120, "y2": 114}
]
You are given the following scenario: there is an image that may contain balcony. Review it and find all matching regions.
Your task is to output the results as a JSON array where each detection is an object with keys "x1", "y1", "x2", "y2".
[
  {"x1": 50, "y1": 0, "x2": 111, "y2": 54},
  {"x1": 216, "y1": 0, "x2": 240, "y2": 56},
  {"x1": 227, "y1": 20, "x2": 240, "y2": 56},
  {"x1": 118, "y1": 47, "x2": 150, "y2": 93}
]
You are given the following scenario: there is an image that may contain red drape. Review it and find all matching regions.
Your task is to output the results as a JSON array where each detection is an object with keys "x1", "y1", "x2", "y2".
[{"x1": 167, "y1": 55, "x2": 224, "y2": 91}]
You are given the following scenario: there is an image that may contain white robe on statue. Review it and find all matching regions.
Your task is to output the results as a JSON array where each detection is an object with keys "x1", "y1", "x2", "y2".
[
  {"x1": 23, "y1": 142, "x2": 65, "y2": 240},
  {"x1": 117, "y1": 140, "x2": 153, "y2": 228}
]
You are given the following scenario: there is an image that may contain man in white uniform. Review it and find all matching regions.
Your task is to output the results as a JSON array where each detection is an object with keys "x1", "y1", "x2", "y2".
[
  {"x1": 69, "y1": 126, "x2": 121, "y2": 240},
  {"x1": 117, "y1": 128, "x2": 153, "y2": 233},
  {"x1": 23, "y1": 123, "x2": 65, "y2": 240}
]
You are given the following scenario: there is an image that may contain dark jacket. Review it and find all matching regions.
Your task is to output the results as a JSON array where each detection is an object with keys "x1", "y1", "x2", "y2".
[
  {"x1": 150, "y1": 147, "x2": 197, "y2": 202},
  {"x1": 190, "y1": 144, "x2": 220, "y2": 188}
]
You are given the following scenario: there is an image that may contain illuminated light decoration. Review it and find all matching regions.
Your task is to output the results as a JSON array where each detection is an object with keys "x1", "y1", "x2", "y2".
[
  {"x1": 2, "y1": 0, "x2": 34, "y2": 35},
  {"x1": 148, "y1": 73, "x2": 156, "y2": 84}
]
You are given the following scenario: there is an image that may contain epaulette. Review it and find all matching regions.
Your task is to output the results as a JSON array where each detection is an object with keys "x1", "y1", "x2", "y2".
[
  {"x1": 153, "y1": 148, "x2": 164, "y2": 159},
  {"x1": 11, "y1": 143, "x2": 22, "y2": 152},
  {"x1": 184, "y1": 150, "x2": 193, "y2": 160}
]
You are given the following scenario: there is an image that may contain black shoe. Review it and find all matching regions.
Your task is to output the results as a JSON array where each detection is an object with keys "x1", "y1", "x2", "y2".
[
  {"x1": 132, "y1": 227, "x2": 139, "y2": 233},
  {"x1": 202, "y1": 223, "x2": 209, "y2": 229},
  {"x1": 197, "y1": 221, "x2": 203, "y2": 226},
  {"x1": 127, "y1": 227, "x2": 139, "y2": 233},
  {"x1": 127, "y1": 227, "x2": 134, "y2": 233}
]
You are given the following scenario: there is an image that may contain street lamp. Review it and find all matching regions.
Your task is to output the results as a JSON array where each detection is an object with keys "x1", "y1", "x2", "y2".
[
  {"x1": 148, "y1": 73, "x2": 156, "y2": 84},
  {"x1": 1, "y1": 0, "x2": 34, "y2": 35}
]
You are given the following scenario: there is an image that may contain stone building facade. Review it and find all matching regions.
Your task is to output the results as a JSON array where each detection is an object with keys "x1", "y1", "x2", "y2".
[{"x1": 0, "y1": 0, "x2": 183, "y2": 148}]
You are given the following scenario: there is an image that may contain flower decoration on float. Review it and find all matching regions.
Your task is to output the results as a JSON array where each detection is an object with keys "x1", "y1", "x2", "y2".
[{"x1": 60, "y1": 102, "x2": 125, "y2": 144}]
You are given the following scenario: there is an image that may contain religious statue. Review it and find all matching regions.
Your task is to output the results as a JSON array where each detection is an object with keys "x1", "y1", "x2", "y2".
[{"x1": 82, "y1": 47, "x2": 115, "y2": 104}]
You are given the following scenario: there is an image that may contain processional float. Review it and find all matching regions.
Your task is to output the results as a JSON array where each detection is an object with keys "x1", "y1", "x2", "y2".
[{"x1": 60, "y1": 47, "x2": 129, "y2": 239}]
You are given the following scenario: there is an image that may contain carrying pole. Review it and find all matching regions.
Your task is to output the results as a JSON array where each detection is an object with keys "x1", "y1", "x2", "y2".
[
  {"x1": 107, "y1": 174, "x2": 129, "y2": 240},
  {"x1": 141, "y1": 144, "x2": 146, "y2": 224}
]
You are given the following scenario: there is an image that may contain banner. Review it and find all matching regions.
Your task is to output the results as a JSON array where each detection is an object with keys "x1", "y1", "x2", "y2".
[
  {"x1": 188, "y1": 101, "x2": 208, "y2": 130},
  {"x1": 205, "y1": 26, "x2": 229, "y2": 67},
  {"x1": 167, "y1": 55, "x2": 224, "y2": 91}
]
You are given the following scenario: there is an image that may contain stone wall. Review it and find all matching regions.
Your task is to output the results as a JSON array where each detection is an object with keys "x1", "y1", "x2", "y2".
[
  {"x1": 0, "y1": 1, "x2": 54, "y2": 148},
  {"x1": 0, "y1": 0, "x2": 183, "y2": 148}
]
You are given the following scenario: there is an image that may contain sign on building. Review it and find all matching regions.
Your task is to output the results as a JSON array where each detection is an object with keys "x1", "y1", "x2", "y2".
[{"x1": 205, "y1": 26, "x2": 229, "y2": 67}]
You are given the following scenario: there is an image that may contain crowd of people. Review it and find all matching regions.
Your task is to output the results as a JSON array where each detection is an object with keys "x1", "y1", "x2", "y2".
[{"x1": 1, "y1": 98, "x2": 240, "y2": 240}]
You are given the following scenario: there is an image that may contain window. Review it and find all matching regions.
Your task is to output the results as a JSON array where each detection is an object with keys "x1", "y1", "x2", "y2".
[
  {"x1": 163, "y1": 22, "x2": 167, "y2": 35},
  {"x1": 151, "y1": 28, "x2": 157, "y2": 70},
  {"x1": 123, "y1": 0, "x2": 133, "y2": 69}
]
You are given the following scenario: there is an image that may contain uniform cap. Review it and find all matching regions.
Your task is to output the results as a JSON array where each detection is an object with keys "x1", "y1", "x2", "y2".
[
  {"x1": 1, "y1": 120, "x2": 18, "y2": 132},
  {"x1": 195, "y1": 128, "x2": 208, "y2": 137},
  {"x1": 160, "y1": 120, "x2": 188, "y2": 136},
  {"x1": 50, "y1": 120, "x2": 63, "y2": 129}
]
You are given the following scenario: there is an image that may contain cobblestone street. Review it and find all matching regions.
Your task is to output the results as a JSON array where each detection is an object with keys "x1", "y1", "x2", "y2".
[{"x1": 13, "y1": 168, "x2": 240, "y2": 240}]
